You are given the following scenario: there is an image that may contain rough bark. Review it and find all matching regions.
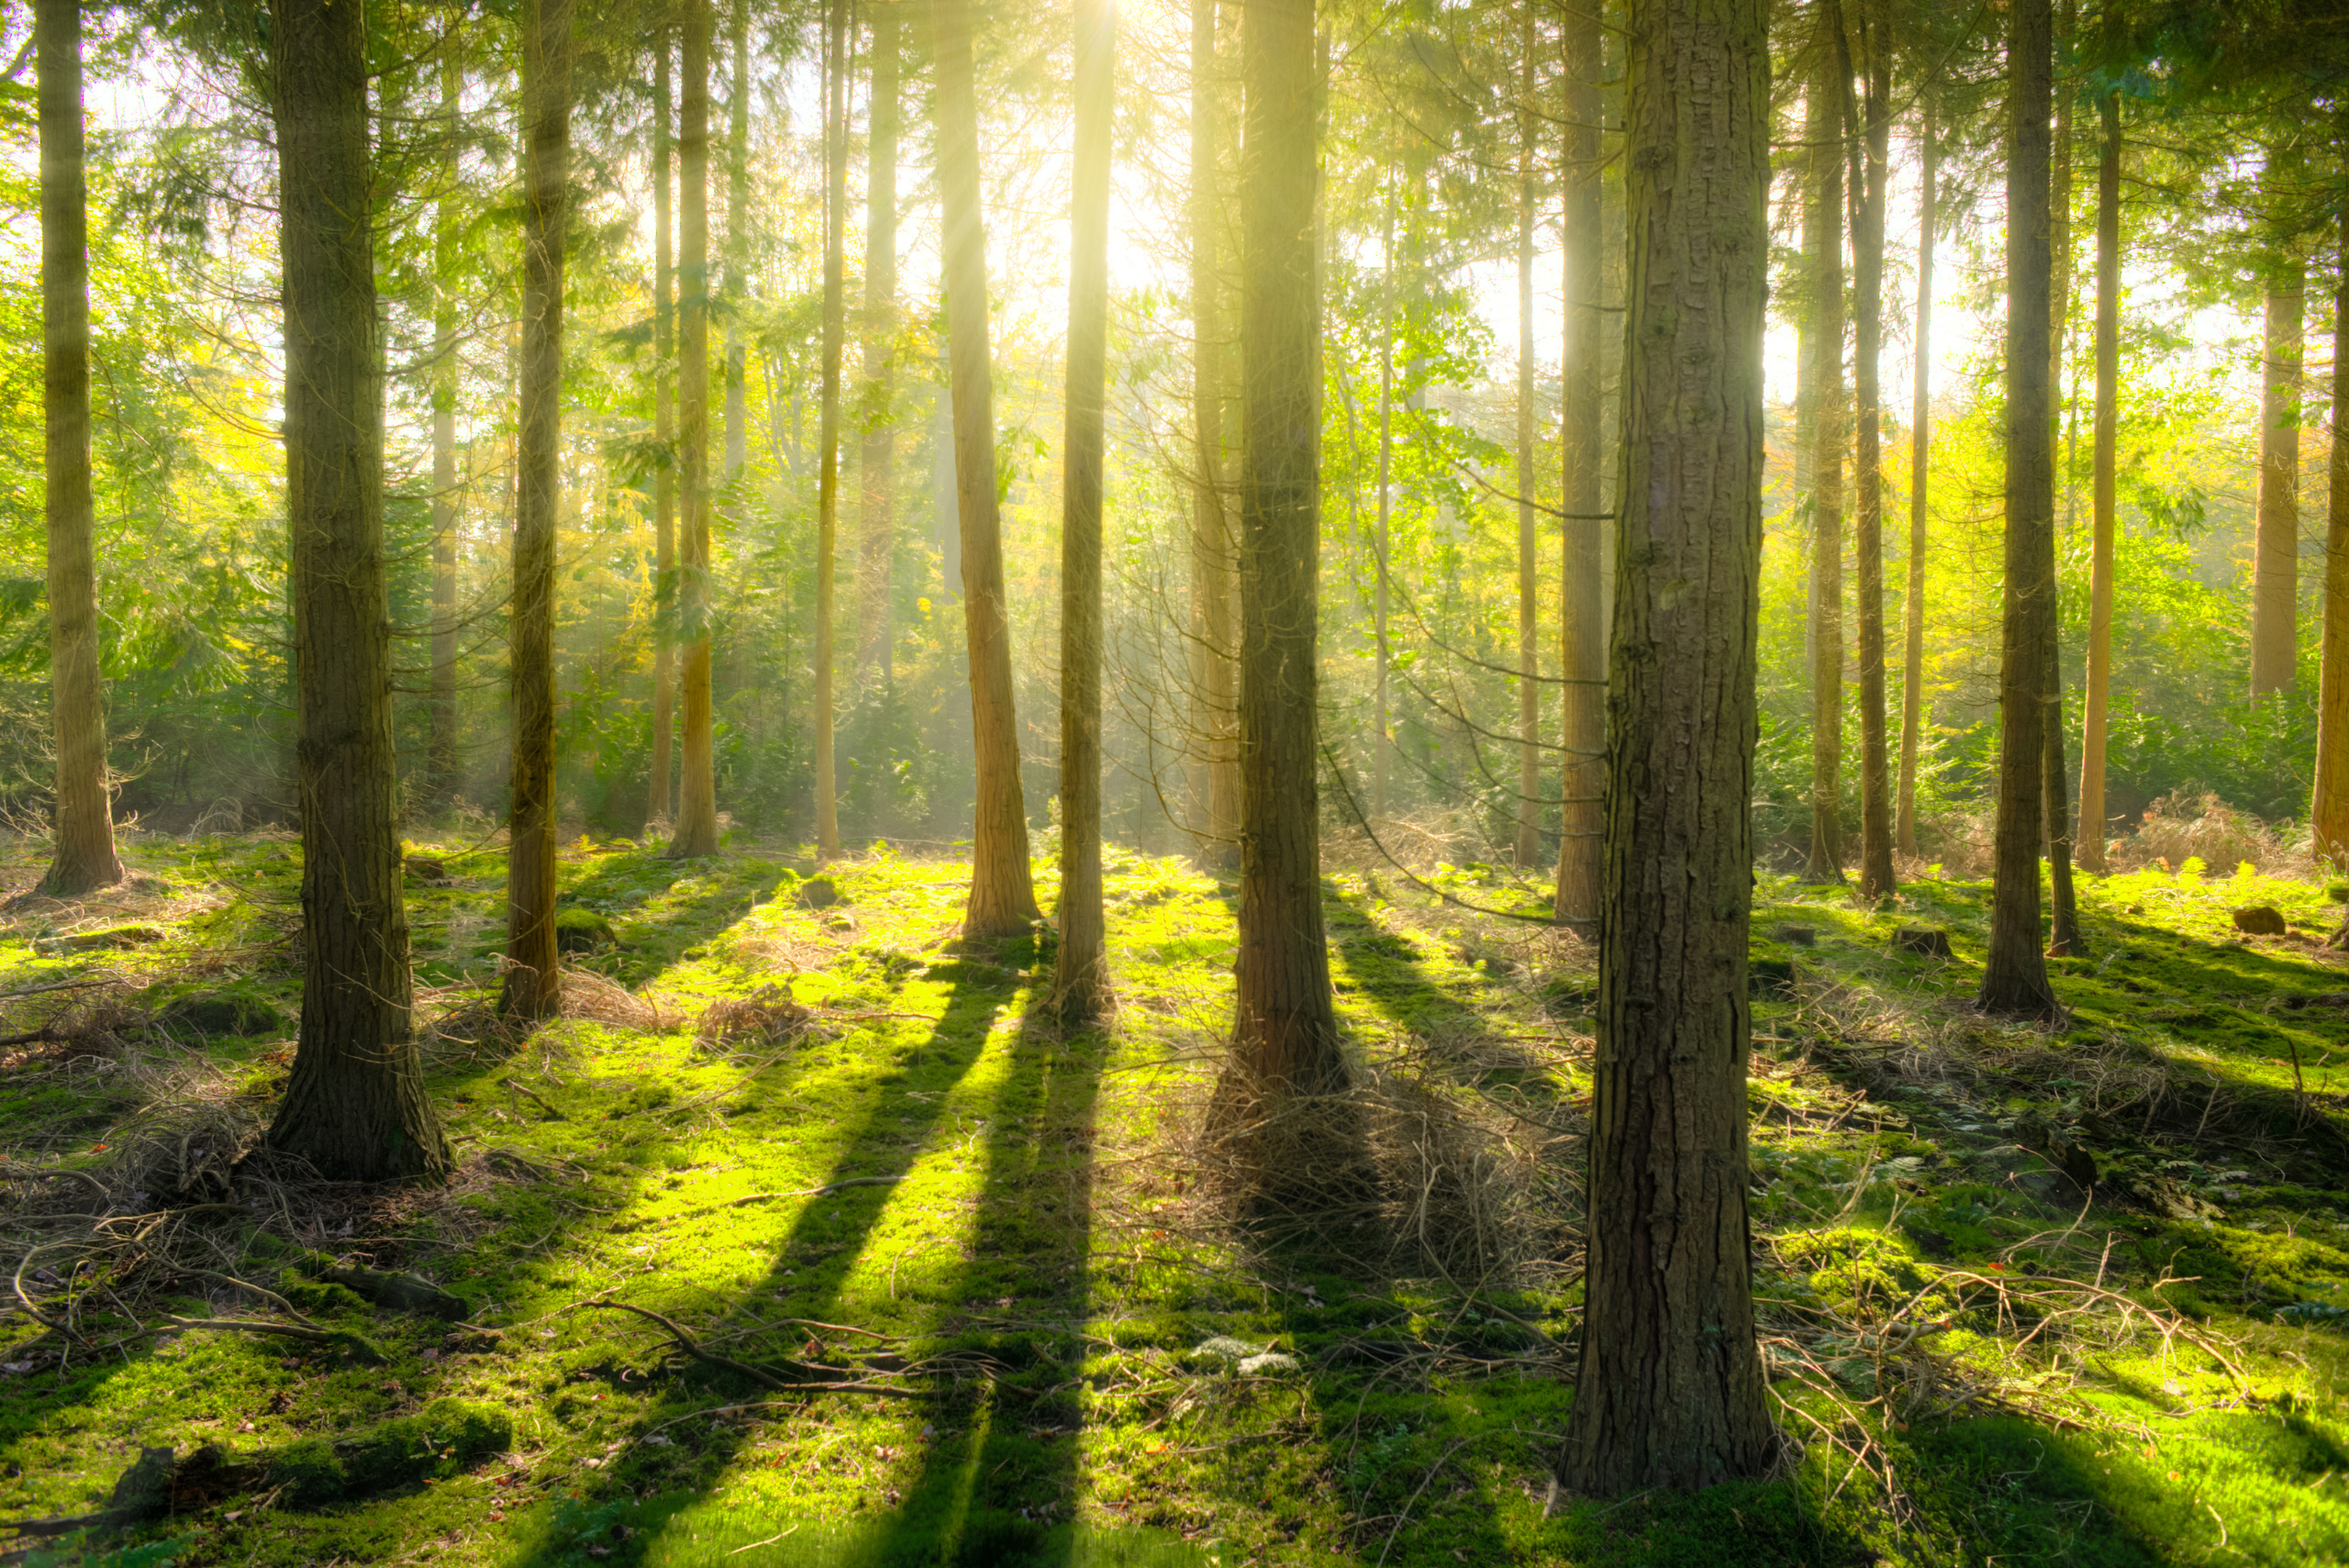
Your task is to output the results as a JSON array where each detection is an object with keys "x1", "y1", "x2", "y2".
[
  {"x1": 1513, "y1": 6, "x2": 1541, "y2": 870},
  {"x1": 2316, "y1": 156, "x2": 2349, "y2": 862},
  {"x1": 1979, "y1": 0, "x2": 2060, "y2": 1019},
  {"x1": 1189, "y1": 0, "x2": 1240, "y2": 864},
  {"x1": 1228, "y1": 0, "x2": 1342, "y2": 1095},
  {"x1": 933, "y1": 0, "x2": 1041, "y2": 938},
  {"x1": 36, "y1": 0, "x2": 121, "y2": 896},
  {"x1": 265, "y1": 0, "x2": 450, "y2": 1182},
  {"x1": 502, "y1": 0, "x2": 572, "y2": 1021},
  {"x1": 857, "y1": 8, "x2": 899, "y2": 684},
  {"x1": 668, "y1": 0, "x2": 721, "y2": 859},
  {"x1": 426, "y1": 36, "x2": 461, "y2": 807},
  {"x1": 2254, "y1": 250, "x2": 2305, "y2": 699},
  {"x1": 647, "y1": 34, "x2": 676, "y2": 832},
  {"x1": 1055, "y1": 0, "x2": 1114, "y2": 1023},
  {"x1": 1896, "y1": 94, "x2": 1936, "y2": 860},
  {"x1": 1842, "y1": 3, "x2": 1894, "y2": 900},
  {"x1": 2078, "y1": 88, "x2": 2119, "y2": 873},
  {"x1": 1553, "y1": 0, "x2": 1603, "y2": 927},
  {"x1": 814, "y1": 0, "x2": 845, "y2": 861},
  {"x1": 1801, "y1": 26, "x2": 1845, "y2": 884},
  {"x1": 724, "y1": 0, "x2": 749, "y2": 483},
  {"x1": 1560, "y1": 0, "x2": 1773, "y2": 1495}
]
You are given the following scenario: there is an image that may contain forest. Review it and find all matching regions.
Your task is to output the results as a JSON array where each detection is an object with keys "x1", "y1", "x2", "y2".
[{"x1": 0, "y1": 0, "x2": 2346, "y2": 1562}]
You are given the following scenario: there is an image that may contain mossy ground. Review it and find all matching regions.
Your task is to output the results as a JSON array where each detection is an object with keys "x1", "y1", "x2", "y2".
[{"x1": 3, "y1": 830, "x2": 2349, "y2": 1566}]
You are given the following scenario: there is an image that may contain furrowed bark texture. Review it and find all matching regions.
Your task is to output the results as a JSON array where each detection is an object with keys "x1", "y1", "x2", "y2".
[
  {"x1": 1980, "y1": 0, "x2": 2059, "y2": 1018},
  {"x1": 1896, "y1": 94, "x2": 1935, "y2": 860},
  {"x1": 1055, "y1": 0, "x2": 1114, "y2": 1022},
  {"x1": 2254, "y1": 253, "x2": 2305, "y2": 698},
  {"x1": 1230, "y1": 0, "x2": 1341, "y2": 1093},
  {"x1": 933, "y1": 0, "x2": 1041, "y2": 938},
  {"x1": 502, "y1": 0, "x2": 572, "y2": 1021},
  {"x1": 1845, "y1": 8, "x2": 1894, "y2": 900},
  {"x1": 1554, "y1": 0, "x2": 1604, "y2": 927},
  {"x1": 1189, "y1": 0, "x2": 1240, "y2": 864},
  {"x1": 669, "y1": 0, "x2": 720, "y2": 859},
  {"x1": 648, "y1": 36, "x2": 675, "y2": 831},
  {"x1": 37, "y1": 0, "x2": 120, "y2": 895},
  {"x1": 814, "y1": 0, "x2": 845, "y2": 861},
  {"x1": 2317, "y1": 171, "x2": 2349, "y2": 861},
  {"x1": 1560, "y1": 0, "x2": 1773, "y2": 1495},
  {"x1": 1802, "y1": 27, "x2": 1844, "y2": 884},
  {"x1": 266, "y1": 0, "x2": 450, "y2": 1182},
  {"x1": 427, "y1": 37, "x2": 460, "y2": 806},
  {"x1": 1514, "y1": 6, "x2": 1541, "y2": 870},
  {"x1": 858, "y1": 8, "x2": 899, "y2": 683}
]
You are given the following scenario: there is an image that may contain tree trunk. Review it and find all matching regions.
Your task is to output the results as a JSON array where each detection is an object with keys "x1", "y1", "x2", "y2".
[
  {"x1": 2254, "y1": 248, "x2": 2305, "y2": 698},
  {"x1": 1896, "y1": 93, "x2": 1935, "y2": 860},
  {"x1": 36, "y1": 0, "x2": 120, "y2": 897},
  {"x1": 2042, "y1": 0, "x2": 2079, "y2": 950},
  {"x1": 724, "y1": 0, "x2": 749, "y2": 484},
  {"x1": 1189, "y1": 0, "x2": 1240, "y2": 865},
  {"x1": 1801, "y1": 23, "x2": 1844, "y2": 884},
  {"x1": 858, "y1": 9, "x2": 899, "y2": 684},
  {"x1": 1513, "y1": 6, "x2": 1541, "y2": 870},
  {"x1": 427, "y1": 35, "x2": 461, "y2": 808},
  {"x1": 1373, "y1": 187, "x2": 1396, "y2": 824},
  {"x1": 1228, "y1": 0, "x2": 1341, "y2": 1095},
  {"x1": 1561, "y1": 0, "x2": 1773, "y2": 1494},
  {"x1": 265, "y1": 0, "x2": 450, "y2": 1183},
  {"x1": 814, "y1": 0, "x2": 845, "y2": 861},
  {"x1": 2077, "y1": 88, "x2": 2119, "y2": 873},
  {"x1": 647, "y1": 33, "x2": 675, "y2": 832},
  {"x1": 1979, "y1": 0, "x2": 2060, "y2": 1019},
  {"x1": 668, "y1": 0, "x2": 720, "y2": 858},
  {"x1": 1055, "y1": 0, "x2": 1114, "y2": 1023},
  {"x1": 933, "y1": 0, "x2": 1041, "y2": 938},
  {"x1": 1842, "y1": 3, "x2": 1894, "y2": 899},
  {"x1": 502, "y1": 0, "x2": 572, "y2": 1021},
  {"x1": 2316, "y1": 136, "x2": 2349, "y2": 861},
  {"x1": 1554, "y1": 0, "x2": 1603, "y2": 928}
]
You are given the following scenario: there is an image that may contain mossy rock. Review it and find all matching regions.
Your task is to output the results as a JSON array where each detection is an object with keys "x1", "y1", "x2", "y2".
[
  {"x1": 274, "y1": 1271, "x2": 372, "y2": 1318},
  {"x1": 161, "y1": 992, "x2": 286, "y2": 1038},
  {"x1": 796, "y1": 875, "x2": 842, "y2": 909},
  {"x1": 273, "y1": 1398, "x2": 511, "y2": 1506},
  {"x1": 554, "y1": 906, "x2": 618, "y2": 952}
]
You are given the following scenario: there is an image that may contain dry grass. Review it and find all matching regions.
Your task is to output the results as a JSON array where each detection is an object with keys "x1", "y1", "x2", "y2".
[{"x1": 2105, "y1": 790, "x2": 2311, "y2": 876}]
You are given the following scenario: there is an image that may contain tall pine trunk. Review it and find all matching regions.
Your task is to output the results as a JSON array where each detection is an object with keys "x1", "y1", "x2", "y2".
[
  {"x1": 1189, "y1": 0, "x2": 1240, "y2": 863},
  {"x1": 648, "y1": 34, "x2": 676, "y2": 831},
  {"x1": 2316, "y1": 142, "x2": 2349, "y2": 862},
  {"x1": 1801, "y1": 24, "x2": 1844, "y2": 884},
  {"x1": 933, "y1": 0, "x2": 1041, "y2": 938},
  {"x1": 1229, "y1": 0, "x2": 1341, "y2": 1094},
  {"x1": 1896, "y1": 94, "x2": 1935, "y2": 859},
  {"x1": 1842, "y1": 4, "x2": 1894, "y2": 899},
  {"x1": 858, "y1": 10, "x2": 899, "y2": 683},
  {"x1": 502, "y1": 0, "x2": 572, "y2": 1020},
  {"x1": 1562, "y1": 0, "x2": 1772, "y2": 1493},
  {"x1": 1512, "y1": 7, "x2": 1541, "y2": 869},
  {"x1": 2078, "y1": 88, "x2": 2121, "y2": 871},
  {"x1": 814, "y1": 0, "x2": 845, "y2": 861},
  {"x1": 265, "y1": 0, "x2": 450, "y2": 1182},
  {"x1": 1979, "y1": 0, "x2": 2060, "y2": 1018},
  {"x1": 2041, "y1": 9, "x2": 2080, "y2": 952},
  {"x1": 427, "y1": 36, "x2": 461, "y2": 806},
  {"x1": 36, "y1": 0, "x2": 120, "y2": 896},
  {"x1": 1553, "y1": 0, "x2": 1603, "y2": 927},
  {"x1": 1372, "y1": 188, "x2": 1395, "y2": 822},
  {"x1": 2254, "y1": 244, "x2": 2305, "y2": 698},
  {"x1": 668, "y1": 0, "x2": 721, "y2": 858},
  {"x1": 724, "y1": 0, "x2": 749, "y2": 482},
  {"x1": 1055, "y1": 0, "x2": 1114, "y2": 1022}
]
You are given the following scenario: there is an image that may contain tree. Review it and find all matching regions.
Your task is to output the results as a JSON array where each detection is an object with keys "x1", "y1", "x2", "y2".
[
  {"x1": 1841, "y1": 0, "x2": 1895, "y2": 900},
  {"x1": 1055, "y1": 0, "x2": 1114, "y2": 1023},
  {"x1": 1979, "y1": 0, "x2": 2061, "y2": 1019},
  {"x1": 647, "y1": 28, "x2": 676, "y2": 832},
  {"x1": 1801, "y1": 13, "x2": 1845, "y2": 884},
  {"x1": 2078, "y1": 81, "x2": 2121, "y2": 872},
  {"x1": 2317, "y1": 145, "x2": 2349, "y2": 861},
  {"x1": 426, "y1": 29, "x2": 461, "y2": 806},
  {"x1": 1512, "y1": 6, "x2": 1542, "y2": 870},
  {"x1": 933, "y1": 0, "x2": 1041, "y2": 938},
  {"x1": 814, "y1": 0, "x2": 845, "y2": 862},
  {"x1": 1896, "y1": 88, "x2": 1938, "y2": 860},
  {"x1": 858, "y1": 5, "x2": 900, "y2": 683},
  {"x1": 1553, "y1": 0, "x2": 1604, "y2": 927},
  {"x1": 36, "y1": 0, "x2": 121, "y2": 896},
  {"x1": 669, "y1": 0, "x2": 721, "y2": 860},
  {"x1": 2252, "y1": 214, "x2": 2305, "y2": 699},
  {"x1": 1562, "y1": 0, "x2": 1773, "y2": 1494},
  {"x1": 1190, "y1": 0, "x2": 1240, "y2": 862},
  {"x1": 1229, "y1": 0, "x2": 1342, "y2": 1094},
  {"x1": 265, "y1": 0, "x2": 451, "y2": 1182},
  {"x1": 503, "y1": 0, "x2": 573, "y2": 1021},
  {"x1": 724, "y1": 0, "x2": 749, "y2": 481},
  {"x1": 1371, "y1": 186, "x2": 1396, "y2": 823}
]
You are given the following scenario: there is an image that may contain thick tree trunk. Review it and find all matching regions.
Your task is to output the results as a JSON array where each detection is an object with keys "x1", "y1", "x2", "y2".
[
  {"x1": 1189, "y1": 0, "x2": 1240, "y2": 864},
  {"x1": 2042, "y1": 5, "x2": 2079, "y2": 949},
  {"x1": 1843, "y1": 6, "x2": 1894, "y2": 900},
  {"x1": 1228, "y1": 0, "x2": 1342, "y2": 1095},
  {"x1": 36, "y1": 0, "x2": 120, "y2": 897},
  {"x1": 1561, "y1": 0, "x2": 1773, "y2": 1495},
  {"x1": 1553, "y1": 0, "x2": 1603, "y2": 927},
  {"x1": 647, "y1": 35, "x2": 676, "y2": 832},
  {"x1": 814, "y1": 0, "x2": 845, "y2": 861},
  {"x1": 1801, "y1": 28, "x2": 1844, "y2": 884},
  {"x1": 1896, "y1": 95, "x2": 1936, "y2": 860},
  {"x1": 502, "y1": 0, "x2": 572, "y2": 1021},
  {"x1": 2254, "y1": 251, "x2": 2305, "y2": 698},
  {"x1": 933, "y1": 0, "x2": 1041, "y2": 938},
  {"x1": 2077, "y1": 89, "x2": 2120, "y2": 873},
  {"x1": 1979, "y1": 0, "x2": 2060, "y2": 1018},
  {"x1": 724, "y1": 0, "x2": 749, "y2": 484},
  {"x1": 427, "y1": 38, "x2": 461, "y2": 807},
  {"x1": 1513, "y1": 6, "x2": 1541, "y2": 870},
  {"x1": 1055, "y1": 0, "x2": 1114, "y2": 1023},
  {"x1": 857, "y1": 10, "x2": 899, "y2": 684},
  {"x1": 265, "y1": 0, "x2": 450, "y2": 1182},
  {"x1": 669, "y1": 0, "x2": 721, "y2": 858}
]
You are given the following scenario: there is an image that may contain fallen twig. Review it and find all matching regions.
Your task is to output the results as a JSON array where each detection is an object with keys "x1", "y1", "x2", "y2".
[{"x1": 583, "y1": 1299, "x2": 919, "y2": 1398}]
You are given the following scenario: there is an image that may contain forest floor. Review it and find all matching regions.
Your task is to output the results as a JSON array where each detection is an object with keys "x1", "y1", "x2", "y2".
[{"x1": 1, "y1": 828, "x2": 2347, "y2": 1567}]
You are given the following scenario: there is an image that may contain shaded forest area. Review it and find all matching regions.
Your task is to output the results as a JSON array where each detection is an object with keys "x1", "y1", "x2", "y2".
[{"x1": 0, "y1": 0, "x2": 2347, "y2": 1564}]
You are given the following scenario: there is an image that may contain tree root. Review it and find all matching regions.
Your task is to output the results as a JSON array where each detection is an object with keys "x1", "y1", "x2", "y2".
[{"x1": 583, "y1": 1299, "x2": 919, "y2": 1398}]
